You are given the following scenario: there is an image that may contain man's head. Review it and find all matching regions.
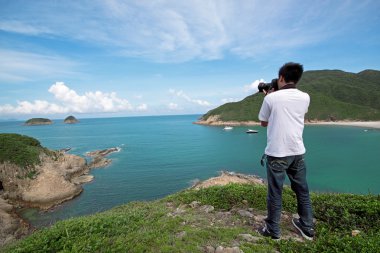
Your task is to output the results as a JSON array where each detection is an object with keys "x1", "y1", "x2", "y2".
[{"x1": 278, "y1": 62, "x2": 303, "y2": 85}]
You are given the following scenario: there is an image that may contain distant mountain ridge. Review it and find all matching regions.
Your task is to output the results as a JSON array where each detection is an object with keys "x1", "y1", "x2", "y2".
[{"x1": 198, "y1": 69, "x2": 380, "y2": 123}]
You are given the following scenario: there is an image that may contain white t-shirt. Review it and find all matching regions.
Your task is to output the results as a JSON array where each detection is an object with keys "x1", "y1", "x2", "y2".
[{"x1": 258, "y1": 89, "x2": 310, "y2": 157}]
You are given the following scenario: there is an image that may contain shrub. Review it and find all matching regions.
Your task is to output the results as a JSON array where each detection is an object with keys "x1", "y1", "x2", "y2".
[{"x1": 0, "y1": 133, "x2": 43, "y2": 168}]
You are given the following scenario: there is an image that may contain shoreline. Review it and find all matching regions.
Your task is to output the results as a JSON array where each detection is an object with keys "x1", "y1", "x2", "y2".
[
  {"x1": 0, "y1": 147, "x2": 120, "y2": 247},
  {"x1": 306, "y1": 121, "x2": 380, "y2": 129},
  {"x1": 195, "y1": 120, "x2": 380, "y2": 129}
]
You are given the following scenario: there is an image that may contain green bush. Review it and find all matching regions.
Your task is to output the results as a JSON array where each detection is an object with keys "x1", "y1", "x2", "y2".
[
  {"x1": 0, "y1": 133, "x2": 43, "y2": 168},
  {"x1": 312, "y1": 193, "x2": 380, "y2": 232},
  {"x1": 166, "y1": 184, "x2": 297, "y2": 212}
]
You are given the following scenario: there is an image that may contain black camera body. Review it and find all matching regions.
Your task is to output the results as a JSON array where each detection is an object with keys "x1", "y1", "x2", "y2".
[{"x1": 258, "y1": 78, "x2": 279, "y2": 93}]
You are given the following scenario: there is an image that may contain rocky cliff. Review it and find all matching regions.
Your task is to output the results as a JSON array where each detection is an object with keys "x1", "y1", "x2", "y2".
[{"x1": 0, "y1": 133, "x2": 120, "y2": 247}]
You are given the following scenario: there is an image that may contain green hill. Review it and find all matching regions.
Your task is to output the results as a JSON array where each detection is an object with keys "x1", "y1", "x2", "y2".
[
  {"x1": 4, "y1": 184, "x2": 380, "y2": 252},
  {"x1": 199, "y1": 69, "x2": 380, "y2": 123}
]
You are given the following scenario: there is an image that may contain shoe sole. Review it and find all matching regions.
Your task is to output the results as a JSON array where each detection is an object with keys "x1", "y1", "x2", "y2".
[
  {"x1": 257, "y1": 226, "x2": 281, "y2": 241},
  {"x1": 292, "y1": 219, "x2": 313, "y2": 241},
  {"x1": 257, "y1": 231, "x2": 281, "y2": 241}
]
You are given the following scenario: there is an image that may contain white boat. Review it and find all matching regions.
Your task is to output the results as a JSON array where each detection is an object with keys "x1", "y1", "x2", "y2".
[
  {"x1": 223, "y1": 126, "x2": 233, "y2": 130},
  {"x1": 246, "y1": 129, "x2": 258, "y2": 134}
]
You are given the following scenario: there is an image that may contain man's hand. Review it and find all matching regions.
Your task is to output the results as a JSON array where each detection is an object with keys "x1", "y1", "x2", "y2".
[{"x1": 263, "y1": 88, "x2": 275, "y2": 95}]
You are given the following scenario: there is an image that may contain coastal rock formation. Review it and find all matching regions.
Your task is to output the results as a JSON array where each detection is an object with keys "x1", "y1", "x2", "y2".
[
  {"x1": 0, "y1": 153, "x2": 109, "y2": 247},
  {"x1": 86, "y1": 147, "x2": 120, "y2": 157},
  {"x1": 194, "y1": 115, "x2": 260, "y2": 127},
  {"x1": 24, "y1": 118, "x2": 52, "y2": 126},
  {"x1": 86, "y1": 147, "x2": 120, "y2": 169},
  {"x1": 0, "y1": 133, "x2": 122, "y2": 247},
  {"x1": 0, "y1": 152, "x2": 89, "y2": 210},
  {"x1": 0, "y1": 196, "x2": 30, "y2": 246},
  {"x1": 191, "y1": 171, "x2": 265, "y2": 190},
  {"x1": 0, "y1": 147, "x2": 121, "y2": 210},
  {"x1": 64, "y1": 115, "x2": 79, "y2": 124}
]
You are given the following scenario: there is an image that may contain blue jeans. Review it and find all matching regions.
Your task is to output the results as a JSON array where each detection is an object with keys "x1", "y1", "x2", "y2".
[{"x1": 265, "y1": 154, "x2": 313, "y2": 237}]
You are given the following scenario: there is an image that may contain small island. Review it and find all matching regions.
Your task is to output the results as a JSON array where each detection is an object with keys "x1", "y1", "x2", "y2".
[
  {"x1": 24, "y1": 118, "x2": 52, "y2": 126},
  {"x1": 64, "y1": 115, "x2": 79, "y2": 124}
]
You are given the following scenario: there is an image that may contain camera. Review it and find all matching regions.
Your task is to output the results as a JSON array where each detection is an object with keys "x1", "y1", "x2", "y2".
[{"x1": 258, "y1": 78, "x2": 279, "y2": 93}]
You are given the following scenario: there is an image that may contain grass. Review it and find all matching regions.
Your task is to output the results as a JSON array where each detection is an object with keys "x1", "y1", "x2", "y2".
[
  {"x1": 0, "y1": 133, "x2": 57, "y2": 179},
  {"x1": 0, "y1": 133, "x2": 44, "y2": 169},
  {"x1": 3, "y1": 184, "x2": 380, "y2": 252}
]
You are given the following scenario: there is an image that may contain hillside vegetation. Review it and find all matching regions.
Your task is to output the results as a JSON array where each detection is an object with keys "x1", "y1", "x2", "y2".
[
  {"x1": 200, "y1": 69, "x2": 380, "y2": 122},
  {"x1": 4, "y1": 184, "x2": 380, "y2": 252},
  {"x1": 0, "y1": 134, "x2": 46, "y2": 169}
]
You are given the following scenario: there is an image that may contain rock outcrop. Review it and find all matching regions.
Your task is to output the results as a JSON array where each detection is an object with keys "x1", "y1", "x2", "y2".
[
  {"x1": 0, "y1": 149, "x2": 118, "y2": 247},
  {"x1": 0, "y1": 152, "x2": 89, "y2": 210},
  {"x1": 194, "y1": 115, "x2": 260, "y2": 126},
  {"x1": 0, "y1": 147, "x2": 121, "y2": 210},
  {"x1": 0, "y1": 133, "x2": 122, "y2": 247},
  {"x1": 86, "y1": 147, "x2": 120, "y2": 169},
  {"x1": 0, "y1": 195, "x2": 30, "y2": 246},
  {"x1": 191, "y1": 171, "x2": 265, "y2": 190}
]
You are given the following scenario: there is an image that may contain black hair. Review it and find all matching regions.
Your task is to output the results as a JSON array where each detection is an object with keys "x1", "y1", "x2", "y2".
[{"x1": 278, "y1": 62, "x2": 304, "y2": 84}]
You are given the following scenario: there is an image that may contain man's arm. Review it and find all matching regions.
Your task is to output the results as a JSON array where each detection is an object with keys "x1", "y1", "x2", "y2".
[{"x1": 258, "y1": 96, "x2": 270, "y2": 127}]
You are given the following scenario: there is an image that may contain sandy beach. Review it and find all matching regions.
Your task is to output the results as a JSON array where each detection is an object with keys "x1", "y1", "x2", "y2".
[
  {"x1": 307, "y1": 121, "x2": 380, "y2": 129},
  {"x1": 195, "y1": 119, "x2": 380, "y2": 129}
]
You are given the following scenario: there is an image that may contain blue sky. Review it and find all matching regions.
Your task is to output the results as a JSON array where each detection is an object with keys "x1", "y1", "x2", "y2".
[{"x1": 1, "y1": 0, "x2": 379, "y2": 119}]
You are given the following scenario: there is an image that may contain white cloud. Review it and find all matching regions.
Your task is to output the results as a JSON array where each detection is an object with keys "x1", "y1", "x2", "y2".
[
  {"x1": 168, "y1": 102, "x2": 180, "y2": 110},
  {"x1": 136, "y1": 103, "x2": 148, "y2": 111},
  {"x1": 0, "y1": 21, "x2": 52, "y2": 36},
  {"x1": 1, "y1": 1, "x2": 369, "y2": 62},
  {"x1": 169, "y1": 89, "x2": 211, "y2": 106},
  {"x1": 244, "y1": 79, "x2": 265, "y2": 94},
  {"x1": 0, "y1": 49, "x2": 79, "y2": 82},
  {"x1": 0, "y1": 100, "x2": 69, "y2": 115},
  {"x1": 0, "y1": 82, "x2": 142, "y2": 115},
  {"x1": 48, "y1": 82, "x2": 133, "y2": 113},
  {"x1": 221, "y1": 98, "x2": 239, "y2": 104}
]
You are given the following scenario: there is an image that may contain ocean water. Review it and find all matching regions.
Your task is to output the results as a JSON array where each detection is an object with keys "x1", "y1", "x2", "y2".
[{"x1": 1, "y1": 114, "x2": 379, "y2": 227}]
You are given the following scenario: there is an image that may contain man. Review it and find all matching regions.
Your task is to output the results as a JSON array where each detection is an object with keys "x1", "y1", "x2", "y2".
[{"x1": 258, "y1": 62, "x2": 314, "y2": 241}]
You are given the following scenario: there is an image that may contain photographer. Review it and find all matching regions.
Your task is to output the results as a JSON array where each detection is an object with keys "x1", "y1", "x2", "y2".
[{"x1": 258, "y1": 62, "x2": 314, "y2": 240}]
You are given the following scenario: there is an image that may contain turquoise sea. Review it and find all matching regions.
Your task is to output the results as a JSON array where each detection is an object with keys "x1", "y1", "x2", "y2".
[{"x1": 1, "y1": 114, "x2": 380, "y2": 227}]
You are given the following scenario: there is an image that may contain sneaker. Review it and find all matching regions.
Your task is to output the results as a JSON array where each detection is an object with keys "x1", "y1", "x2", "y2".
[
  {"x1": 257, "y1": 224, "x2": 281, "y2": 241},
  {"x1": 292, "y1": 218, "x2": 314, "y2": 241}
]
